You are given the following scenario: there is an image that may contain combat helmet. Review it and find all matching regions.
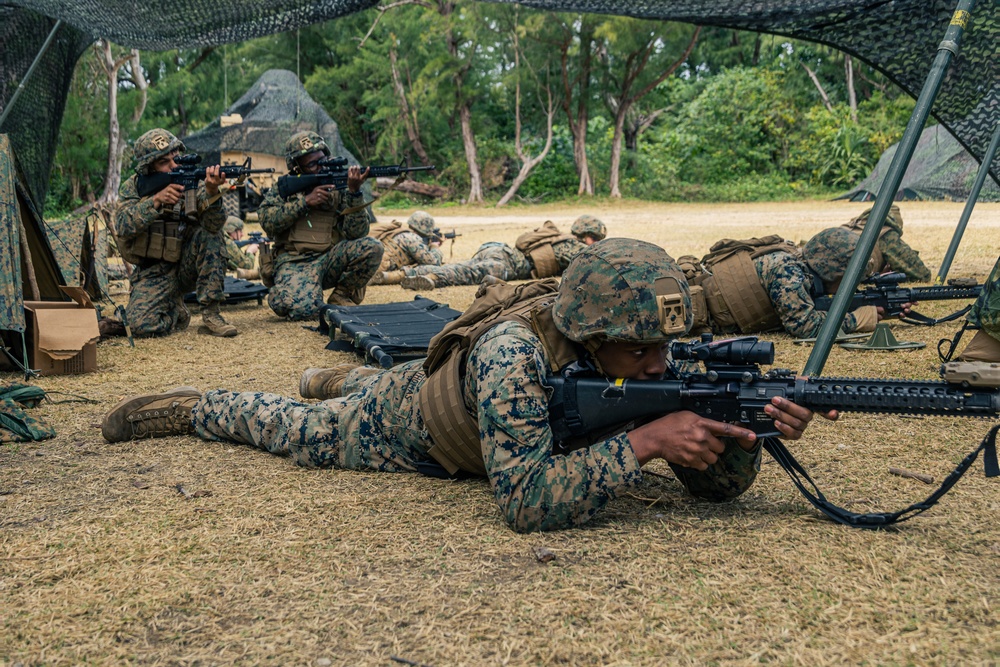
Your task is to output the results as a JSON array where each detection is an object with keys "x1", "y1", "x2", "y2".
[
  {"x1": 552, "y1": 238, "x2": 691, "y2": 348},
  {"x1": 133, "y1": 129, "x2": 185, "y2": 175},
  {"x1": 803, "y1": 227, "x2": 884, "y2": 289},
  {"x1": 223, "y1": 216, "x2": 244, "y2": 235},
  {"x1": 284, "y1": 131, "x2": 330, "y2": 172},
  {"x1": 407, "y1": 211, "x2": 436, "y2": 238},
  {"x1": 571, "y1": 214, "x2": 607, "y2": 242}
]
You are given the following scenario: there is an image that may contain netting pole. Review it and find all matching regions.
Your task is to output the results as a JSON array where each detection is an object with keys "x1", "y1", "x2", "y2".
[
  {"x1": 0, "y1": 20, "x2": 62, "y2": 128},
  {"x1": 935, "y1": 120, "x2": 1000, "y2": 284},
  {"x1": 804, "y1": 0, "x2": 978, "y2": 376}
]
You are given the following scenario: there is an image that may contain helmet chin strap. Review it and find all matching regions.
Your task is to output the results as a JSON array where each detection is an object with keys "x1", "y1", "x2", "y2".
[{"x1": 582, "y1": 338, "x2": 605, "y2": 375}]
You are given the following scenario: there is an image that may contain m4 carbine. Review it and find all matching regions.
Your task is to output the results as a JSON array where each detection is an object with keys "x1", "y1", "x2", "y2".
[
  {"x1": 136, "y1": 154, "x2": 274, "y2": 217},
  {"x1": 276, "y1": 157, "x2": 435, "y2": 200},
  {"x1": 545, "y1": 333, "x2": 999, "y2": 528},
  {"x1": 235, "y1": 231, "x2": 269, "y2": 248},
  {"x1": 546, "y1": 334, "x2": 1000, "y2": 446},
  {"x1": 814, "y1": 271, "x2": 982, "y2": 325}
]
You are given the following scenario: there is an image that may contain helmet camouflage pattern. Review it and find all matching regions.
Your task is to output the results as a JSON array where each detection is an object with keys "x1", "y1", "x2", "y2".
[
  {"x1": 848, "y1": 205, "x2": 904, "y2": 234},
  {"x1": 284, "y1": 131, "x2": 330, "y2": 171},
  {"x1": 552, "y1": 238, "x2": 692, "y2": 345},
  {"x1": 571, "y1": 214, "x2": 607, "y2": 241},
  {"x1": 133, "y1": 128, "x2": 185, "y2": 175},
  {"x1": 223, "y1": 216, "x2": 244, "y2": 234},
  {"x1": 407, "y1": 211, "x2": 436, "y2": 238},
  {"x1": 803, "y1": 227, "x2": 884, "y2": 286}
]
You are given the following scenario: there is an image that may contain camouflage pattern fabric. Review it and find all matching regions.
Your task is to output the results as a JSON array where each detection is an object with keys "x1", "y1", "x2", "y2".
[
  {"x1": 116, "y1": 174, "x2": 226, "y2": 336},
  {"x1": 377, "y1": 230, "x2": 442, "y2": 272},
  {"x1": 257, "y1": 186, "x2": 381, "y2": 320},
  {"x1": 403, "y1": 242, "x2": 531, "y2": 287},
  {"x1": 879, "y1": 230, "x2": 931, "y2": 282},
  {"x1": 403, "y1": 238, "x2": 584, "y2": 287},
  {"x1": 192, "y1": 318, "x2": 759, "y2": 533},
  {"x1": 570, "y1": 215, "x2": 607, "y2": 241},
  {"x1": 968, "y1": 256, "x2": 1000, "y2": 342},
  {"x1": 709, "y1": 251, "x2": 867, "y2": 340},
  {"x1": 224, "y1": 236, "x2": 256, "y2": 271},
  {"x1": 267, "y1": 238, "x2": 383, "y2": 320}
]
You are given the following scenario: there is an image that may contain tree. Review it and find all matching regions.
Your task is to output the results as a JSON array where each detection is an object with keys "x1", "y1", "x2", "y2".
[
  {"x1": 97, "y1": 42, "x2": 147, "y2": 205},
  {"x1": 596, "y1": 20, "x2": 700, "y2": 197},
  {"x1": 496, "y1": 15, "x2": 557, "y2": 207}
]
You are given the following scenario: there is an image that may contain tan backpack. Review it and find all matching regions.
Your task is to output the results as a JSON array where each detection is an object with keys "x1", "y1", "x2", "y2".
[{"x1": 515, "y1": 221, "x2": 576, "y2": 278}]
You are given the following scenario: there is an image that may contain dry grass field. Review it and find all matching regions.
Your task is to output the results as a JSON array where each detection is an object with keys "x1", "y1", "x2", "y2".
[{"x1": 2, "y1": 199, "x2": 999, "y2": 666}]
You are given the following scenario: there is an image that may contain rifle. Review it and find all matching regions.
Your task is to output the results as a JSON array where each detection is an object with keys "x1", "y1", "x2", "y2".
[
  {"x1": 276, "y1": 157, "x2": 436, "y2": 200},
  {"x1": 136, "y1": 154, "x2": 274, "y2": 217},
  {"x1": 235, "y1": 231, "x2": 269, "y2": 248},
  {"x1": 545, "y1": 334, "x2": 999, "y2": 528},
  {"x1": 814, "y1": 272, "x2": 982, "y2": 326}
]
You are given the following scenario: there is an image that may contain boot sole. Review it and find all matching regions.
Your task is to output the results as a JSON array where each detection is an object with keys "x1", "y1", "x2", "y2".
[
  {"x1": 401, "y1": 276, "x2": 436, "y2": 291},
  {"x1": 198, "y1": 325, "x2": 238, "y2": 337}
]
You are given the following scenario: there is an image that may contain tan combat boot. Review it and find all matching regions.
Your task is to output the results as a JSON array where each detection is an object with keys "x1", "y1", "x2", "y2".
[
  {"x1": 200, "y1": 302, "x2": 238, "y2": 337},
  {"x1": 369, "y1": 270, "x2": 405, "y2": 286},
  {"x1": 102, "y1": 386, "x2": 201, "y2": 443},
  {"x1": 326, "y1": 286, "x2": 366, "y2": 307},
  {"x1": 299, "y1": 363, "x2": 365, "y2": 399},
  {"x1": 175, "y1": 294, "x2": 191, "y2": 331},
  {"x1": 401, "y1": 274, "x2": 437, "y2": 291},
  {"x1": 236, "y1": 268, "x2": 260, "y2": 280}
]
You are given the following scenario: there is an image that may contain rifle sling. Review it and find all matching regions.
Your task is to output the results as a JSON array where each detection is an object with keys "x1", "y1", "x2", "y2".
[
  {"x1": 761, "y1": 423, "x2": 999, "y2": 529},
  {"x1": 900, "y1": 304, "x2": 972, "y2": 327}
]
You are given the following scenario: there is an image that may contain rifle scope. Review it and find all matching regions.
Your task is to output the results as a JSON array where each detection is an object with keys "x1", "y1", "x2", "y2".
[
  {"x1": 174, "y1": 153, "x2": 202, "y2": 166},
  {"x1": 670, "y1": 335, "x2": 774, "y2": 366},
  {"x1": 317, "y1": 156, "x2": 349, "y2": 170}
]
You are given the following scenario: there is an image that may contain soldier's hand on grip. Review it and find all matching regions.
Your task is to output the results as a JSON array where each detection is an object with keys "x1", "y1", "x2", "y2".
[
  {"x1": 627, "y1": 411, "x2": 757, "y2": 470},
  {"x1": 152, "y1": 183, "x2": 185, "y2": 210}
]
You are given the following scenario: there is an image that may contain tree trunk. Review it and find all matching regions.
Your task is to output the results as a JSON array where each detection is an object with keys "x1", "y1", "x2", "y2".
[
  {"x1": 459, "y1": 103, "x2": 483, "y2": 203},
  {"x1": 389, "y1": 44, "x2": 432, "y2": 165},
  {"x1": 98, "y1": 42, "x2": 123, "y2": 206},
  {"x1": 560, "y1": 19, "x2": 594, "y2": 196},
  {"x1": 801, "y1": 61, "x2": 833, "y2": 112},
  {"x1": 608, "y1": 108, "x2": 627, "y2": 198},
  {"x1": 845, "y1": 54, "x2": 858, "y2": 122}
]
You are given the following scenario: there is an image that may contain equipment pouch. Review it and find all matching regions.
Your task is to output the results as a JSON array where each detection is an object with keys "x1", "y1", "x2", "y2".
[
  {"x1": 688, "y1": 284, "x2": 712, "y2": 334},
  {"x1": 162, "y1": 221, "x2": 182, "y2": 263},
  {"x1": 701, "y1": 274, "x2": 739, "y2": 331},
  {"x1": 287, "y1": 210, "x2": 339, "y2": 254}
]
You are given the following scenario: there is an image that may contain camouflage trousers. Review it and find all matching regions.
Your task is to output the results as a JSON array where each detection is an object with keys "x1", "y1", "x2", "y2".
[
  {"x1": 126, "y1": 226, "x2": 226, "y2": 337},
  {"x1": 268, "y1": 237, "x2": 384, "y2": 321},
  {"x1": 968, "y1": 255, "x2": 1000, "y2": 341},
  {"x1": 192, "y1": 360, "x2": 432, "y2": 473},
  {"x1": 404, "y1": 242, "x2": 532, "y2": 287}
]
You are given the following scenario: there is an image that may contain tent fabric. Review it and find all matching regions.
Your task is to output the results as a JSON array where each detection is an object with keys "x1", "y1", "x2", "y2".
[
  {"x1": 1, "y1": 1, "x2": 998, "y2": 210},
  {"x1": 183, "y1": 69, "x2": 360, "y2": 175},
  {"x1": 841, "y1": 124, "x2": 1000, "y2": 202},
  {"x1": 0, "y1": 134, "x2": 65, "y2": 334}
]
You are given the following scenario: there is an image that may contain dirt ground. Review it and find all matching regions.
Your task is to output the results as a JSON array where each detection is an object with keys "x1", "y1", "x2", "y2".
[{"x1": 2, "y1": 199, "x2": 999, "y2": 666}]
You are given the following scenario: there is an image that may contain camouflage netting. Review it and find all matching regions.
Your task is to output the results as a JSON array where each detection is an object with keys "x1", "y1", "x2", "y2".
[
  {"x1": 0, "y1": 0, "x2": 997, "y2": 210},
  {"x1": 841, "y1": 124, "x2": 1000, "y2": 202},
  {"x1": 183, "y1": 69, "x2": 359, "y2": 170}
]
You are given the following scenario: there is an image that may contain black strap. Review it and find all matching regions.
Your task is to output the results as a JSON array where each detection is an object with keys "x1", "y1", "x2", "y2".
[
  {"x1": 761, "y1": 423, "x2": 999, "y2": 529},
  {"x1": 900, "y1": 304, "x2": 972, "y2": 327},
  {"x1": 938, "y1": 322, "x2": 977, "y2": 362}
]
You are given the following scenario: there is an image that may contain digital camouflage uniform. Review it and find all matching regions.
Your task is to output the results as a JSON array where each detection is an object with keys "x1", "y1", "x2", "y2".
[
  {"x1": 748, "y1": 250, "x2": 870, "y2": 339},
  {"x1": 116, "y1": 167, "x2": 227, "y2": 337},
  {"x1": 967, "y1": 256, "x2": 1000, "y2": 343},
  {"x1": 223, "y1": 217, "x2": 255, "y2": 272},
  {"x1": 188, "y1": 240, "x2": 760, "y2": 533},
  {"x1": 843, "y1": 206, "x2": 931, "y2": 282},
  {"x1": 402, "y1": 237, "x2": 585, "y2": 288},
  {"x1": 372, "y1": 213, "x2": 443, "y2": 272},
  {"x1": 257, "y1": 181, "x2": 382, "y2": 321}
]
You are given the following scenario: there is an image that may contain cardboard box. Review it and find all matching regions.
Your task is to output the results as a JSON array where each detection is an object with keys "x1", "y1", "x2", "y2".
[{"x1": 20, "y1": 287, "x2": 100, "y2": 376}]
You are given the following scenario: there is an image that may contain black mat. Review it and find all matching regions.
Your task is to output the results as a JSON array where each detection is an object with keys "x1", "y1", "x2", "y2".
[{"x1": 319, "y1": 297, "x2": 462, "y2": 368}]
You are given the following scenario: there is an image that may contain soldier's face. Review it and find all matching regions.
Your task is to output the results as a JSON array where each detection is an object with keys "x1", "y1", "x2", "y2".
[
  {"x1": 151, "y1": 149, "x2": 181, "y2": 174},
  {"x1": 594, "y1": 341, "x2": 669, "y2": 380},
  {"x1": 296, "y1": 151, "x2": 327, "y2": 175}
]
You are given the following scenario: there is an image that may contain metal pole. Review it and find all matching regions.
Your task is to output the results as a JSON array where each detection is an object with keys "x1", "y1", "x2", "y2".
[
  {"x1": 0, "y1": 20, "x2": 63, "y2": 129},
  {"x1": 804, "y1": 0, "x2": 978, "y2": 375},
  {"x1": 935, "y1": 120, "x2": 1000, "y2": 284}
]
